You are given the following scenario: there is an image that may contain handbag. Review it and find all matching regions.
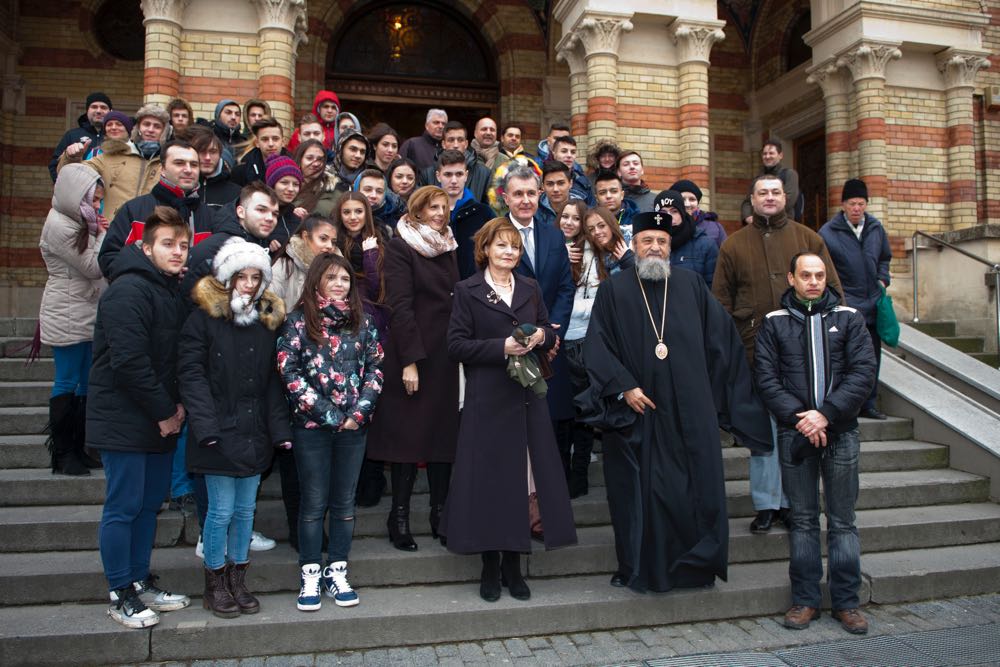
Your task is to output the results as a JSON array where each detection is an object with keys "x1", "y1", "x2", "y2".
[{"x1": 875, "y1": 284, "x2": 899, "y2": 347}]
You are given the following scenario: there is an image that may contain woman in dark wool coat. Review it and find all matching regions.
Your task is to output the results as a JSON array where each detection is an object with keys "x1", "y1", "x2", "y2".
[{"x1": 441, "y1": 218, "x2": 577, "y2": 603}]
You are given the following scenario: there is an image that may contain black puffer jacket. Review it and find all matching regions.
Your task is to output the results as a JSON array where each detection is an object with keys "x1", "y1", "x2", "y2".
[
  {"x1": 86, "y1": 244, "x2": 188, "y2": 453},
  {"x1": 754, "y1": 287, "x2": 876, "y2": 434},
  {"x1": 179, "y1": 277, "x2": 291, "y2": 476},
  {"x1": 49, "y1": 113, "x2": 103, "y2": 182}
]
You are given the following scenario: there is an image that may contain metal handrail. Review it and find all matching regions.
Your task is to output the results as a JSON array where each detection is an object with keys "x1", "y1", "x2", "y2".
[{"x1": 912, "y1": 231, "x2": 1000, "y2": 367}]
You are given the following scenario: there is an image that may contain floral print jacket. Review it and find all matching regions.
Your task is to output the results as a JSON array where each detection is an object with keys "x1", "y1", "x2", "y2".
[{"x1": 276, "y1": 304, "x2": 384, "y2": 430}]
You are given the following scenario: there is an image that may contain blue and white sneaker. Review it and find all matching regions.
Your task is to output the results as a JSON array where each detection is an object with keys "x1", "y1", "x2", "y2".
[
  {"x1": 297, "y1": 563, "x2": 322, "y2": 611},
  {"x1": 108, "y1": 586, "x2": 159, "y2": 629},
  {"x1": 322, "y1": 561, "x2": 359, "y2": 607}
]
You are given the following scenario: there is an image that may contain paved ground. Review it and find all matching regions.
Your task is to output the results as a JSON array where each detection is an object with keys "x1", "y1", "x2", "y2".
[{"x1": 121, "y1": 593, "x2": 1000, "y2": 666}]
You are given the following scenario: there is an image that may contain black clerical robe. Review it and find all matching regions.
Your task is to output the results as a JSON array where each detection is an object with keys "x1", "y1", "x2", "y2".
[{"x1": 580, "y1": 267, "x2": 771, "y2": 592}]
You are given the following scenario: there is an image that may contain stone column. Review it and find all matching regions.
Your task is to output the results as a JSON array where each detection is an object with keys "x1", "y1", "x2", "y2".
[
  {"x1": 837, "y1": 41, "x2": 902, "y2": 222},
  {"x1": 937, "y1": 49, "x2": 991, "y2": 229},
  {"x1": 253, "y1": 0, "x2": 308, "y2": 130},
  {"x1": 575, "y1": 14, "x2": 632, "y2": 144},
  {"x1": 556, "y1": 37, "x2": 589, "y2": 155},
  {"x1": 140, "y1": 0, "x2": 189, "y2": 104},
  {"x1": 671, "y1": 20, "x2": 725, "y2": 210},
  {"x1": 807, "y1": 59, "x2": 852, "y2": 209}
]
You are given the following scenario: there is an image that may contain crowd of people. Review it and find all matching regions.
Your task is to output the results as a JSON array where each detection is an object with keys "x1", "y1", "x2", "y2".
[{"x1": 38, "y1": 89, "x2": 891, "y2": 637}]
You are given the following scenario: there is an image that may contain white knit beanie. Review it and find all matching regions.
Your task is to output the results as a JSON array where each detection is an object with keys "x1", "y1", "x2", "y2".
[{"x1": 212, "y1": 237, "x2": 272, "y2": 300}]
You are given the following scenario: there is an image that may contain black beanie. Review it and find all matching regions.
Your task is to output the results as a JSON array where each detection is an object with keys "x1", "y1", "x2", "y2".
[
  {"x1": 669, "y1": 179, "x2": 703, "y2": 202},
  {"x1": 86, "y1": 92, "x2": 112, "y2": 109},
  {"x1": 842, "y1": 178, "x2": 868, "y2": 202}
]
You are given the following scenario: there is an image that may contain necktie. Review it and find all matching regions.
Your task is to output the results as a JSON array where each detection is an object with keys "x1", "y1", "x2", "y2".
[{"x1": 520, "y1": 226, "x2": 535, "y2": 270}]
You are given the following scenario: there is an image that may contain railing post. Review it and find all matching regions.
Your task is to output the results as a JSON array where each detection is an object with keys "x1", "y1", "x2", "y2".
[
  {"x1": 912, "y1": 232, "x2": 920, "y2": 323},
  {"x1": 994, "y1": 269, "x2": 1000, "y2": 368}
]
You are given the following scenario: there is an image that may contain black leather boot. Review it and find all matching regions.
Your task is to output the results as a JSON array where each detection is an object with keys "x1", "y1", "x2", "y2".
[
  {"x1": 501, "y1": 551, "x2": 531, "y2": 600},
  {"x1": 71, "y1": 396, "x2": 102, "y2": 468},
  {"x1": 480, "y1": 551, "x2": 501, "y2": 602},
  {"x1": 47, "y1": 394, "x2": 88, "y2": 476},
  {"x1": 387, "y1": 463, "x2": 417, "y2": 551},
  {"x1": 426, "y1": 462, "x2": 451, "y2": 545}
]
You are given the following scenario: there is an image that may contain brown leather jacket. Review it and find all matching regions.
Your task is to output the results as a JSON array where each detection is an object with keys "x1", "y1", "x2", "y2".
[{"x1": 711, "y1": 211, "x2": 841, "y2": 366}]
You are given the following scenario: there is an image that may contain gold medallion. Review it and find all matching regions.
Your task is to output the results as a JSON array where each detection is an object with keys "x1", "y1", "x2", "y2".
[{"x1": 655, "y1": 342, "x2": 668, "y2": 360}]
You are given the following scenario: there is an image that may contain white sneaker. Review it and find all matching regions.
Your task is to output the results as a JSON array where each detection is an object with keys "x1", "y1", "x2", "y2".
[
  {"x1": 108, "y1": 586, "x2": 159, "y2": 629},
  {"x1": 250, "y1": 530, "x2": 276, "y2": 551},
  {"x1": 297, "y1": 563, "x2": 322, "y2": 611},
  {"x1": 133, "y1": 575, "x2": 190, "y2": 612},
  {"x1": 195, "y1": 534, "x2": 204, "y2": 559},
  {"x1": 323, "y1": 561, "x2": 360, "y2": 607}
]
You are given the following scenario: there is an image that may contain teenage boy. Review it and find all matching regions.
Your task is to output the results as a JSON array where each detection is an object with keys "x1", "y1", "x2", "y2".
[
  {"x1": 436, "y1": 149, "x2": 493, "y2": 279},
  {"x1": 90, "y1": 207, "x2": 194, "y2": 628},
  {"x1": 231, "y1": 117, "x2": 289, "y2": 186}
]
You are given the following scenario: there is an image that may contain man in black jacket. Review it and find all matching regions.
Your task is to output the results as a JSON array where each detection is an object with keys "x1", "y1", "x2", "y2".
[
  {"x1": 419, "y1": 121, "x2": 492, "y2": 203},
  {"x1": 437, "y1": 149, "x2": 493, "y2": 279},
  {"x1": 755, "y1": 252, "x2": 876, "y2": 636},
  {"x1": 90, "y1": 207, "x2": 193, "y2": 629},
  {"x1": 99, "y1": 140, "x2": 216, "y2": 278},
  {"x1": 49, "y1": 92, "x2": 111, "y2": 181}
]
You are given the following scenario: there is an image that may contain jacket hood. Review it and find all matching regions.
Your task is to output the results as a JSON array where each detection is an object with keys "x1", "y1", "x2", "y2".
[
  {"x1": 97, "y1": 138, "x2": 140, "y2": 157},
  {"x1": 52, "y1": 163, "x2": 102, "y2": 221},
  {"x1": 312, "y1": 90, "x2": 341, "y2": 126},
  {"x1": 333, "y1": 130, "x2": 372, "y2": 177},
  {"x1": 286, "y1": 234, "x2": 316, "y2": 272},
  {"x1": 191, "y1": 275, "x2": 285, "y2": 331},
  {"x1": 77, "y1": 113, "x2": 99, "y2": 134},
  {"x1": 214, "y1": 99, "x2": 240, "y2": 123},
  {"x1": 109, "y1": 242, "x2": 176, "y2": 285},
  {"x1": 780, "y1": 285, "x2": 843, "y2": 318},
  {"x1": 334, "y1": 112, "x2": 362, "y2": 147},
  {"x1": 130, "y1": 104, "x2": 171, "y2": 143}
]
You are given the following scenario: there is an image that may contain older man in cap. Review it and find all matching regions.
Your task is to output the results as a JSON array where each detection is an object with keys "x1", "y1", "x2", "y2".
[{"x1": 581, "y1": 211, "x2": 771, "y2": 593}]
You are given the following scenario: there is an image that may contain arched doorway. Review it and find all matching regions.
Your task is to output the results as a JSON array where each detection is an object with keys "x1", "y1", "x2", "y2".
[{"x1": 326, "y1": 2, "x2": 499, "y2": 137}]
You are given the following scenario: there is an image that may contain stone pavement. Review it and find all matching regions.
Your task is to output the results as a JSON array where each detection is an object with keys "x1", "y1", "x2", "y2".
[{"x1": 122, "y1": 593, "x2": 1000, "y2": 666}]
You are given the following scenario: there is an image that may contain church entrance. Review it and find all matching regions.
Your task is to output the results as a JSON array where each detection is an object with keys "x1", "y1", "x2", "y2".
[
  {"x1": 795, "y1": 129, "x2": 827, "y2": 230},
  {"x1": 325, "y1": 1, "x2": 499, "y2": 137}
]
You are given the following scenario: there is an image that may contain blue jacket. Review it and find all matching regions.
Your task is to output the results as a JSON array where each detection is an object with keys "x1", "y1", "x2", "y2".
[
  {"x1": 570, "y1": 164, "x2": 597, "y2": 207},
  {"x1": 819, "y1": 212, "x2": 891, "y2": 325},
  {"x1": 615, "y1": 198, "x2": 640, "y2": 244},
  {"x1": 670, "y1": 226, "x2": 719, "y2": 288}
]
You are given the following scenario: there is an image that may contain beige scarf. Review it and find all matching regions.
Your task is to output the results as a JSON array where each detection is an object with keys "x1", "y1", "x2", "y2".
[{"x1": 395, "y1": 215, "x2": 457, "y2": 259}]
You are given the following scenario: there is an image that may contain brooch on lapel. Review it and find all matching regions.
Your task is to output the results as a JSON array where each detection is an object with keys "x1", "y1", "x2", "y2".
[{"x1": 486, "y1": 289, "x2": 501, "y2": 305}]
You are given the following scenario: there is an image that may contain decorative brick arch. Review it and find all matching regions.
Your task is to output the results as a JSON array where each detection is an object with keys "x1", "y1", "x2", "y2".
[
  {"x1": 296, "y1": 0, "x2": 545, "y2": 139},
  {"x1": 748, "y1": 0, "x2": 811, "y2": 90}
]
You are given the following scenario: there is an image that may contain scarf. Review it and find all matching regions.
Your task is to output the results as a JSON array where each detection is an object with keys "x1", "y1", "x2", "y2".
[
  {"x1": 136, "y1": 141, "x2": 161, "y2": 161},
  {"x1": 395, "y1": 215, "x2": 457, "y2": 259},
  {"x1": 471, "y1": 139, "x2": 500, "y2": 167},
  {"x1": 315, "y1": 292, "x2": 352, "y2": 334},
  {"x1": 153, "y1": 177, "x2": 201, "y2": 224},
  {"x1": 230, "y1": 291, "x2": 260, "y2": 327},
  {"x1": 667, "y1": 210, "x2": 696, "y2": 250}
]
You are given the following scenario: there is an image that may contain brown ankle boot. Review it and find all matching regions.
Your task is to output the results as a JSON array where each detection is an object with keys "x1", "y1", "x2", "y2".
[
  {"x1": 203, "y1": 566, "x2": 240, "y2": 618},
  {"x1": 226, "y1": 562, "x2": 260, "y2": 614}
]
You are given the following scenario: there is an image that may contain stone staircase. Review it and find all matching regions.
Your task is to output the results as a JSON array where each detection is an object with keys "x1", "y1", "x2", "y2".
[
  {"x1": 0, "y1": 317, "x2": 999, "y2": 666},
  {"x1": 911, "y1": 320, "x2": 1000, "y2": 368}
]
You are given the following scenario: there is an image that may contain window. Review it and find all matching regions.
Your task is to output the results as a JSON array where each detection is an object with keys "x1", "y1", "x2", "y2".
[{"x1": 95, "y1": 0, "x2": 145, "y2": 62}]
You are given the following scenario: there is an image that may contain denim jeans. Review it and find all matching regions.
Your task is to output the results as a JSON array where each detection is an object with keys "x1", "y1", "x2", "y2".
[
  {"x1": 170, "y1": 424, "x2": 194, "y2": 498},
  {"x1": 51, "y1": 342, "x2": 92, "y2": 397},
  {"x1": 98, "y1": 449, "x2": 173, "y2": 590},
  {"x1": 293, "y1": 426, "x2": 367, "y2": 566},
  {"x1": 202, "y1": 473, "x2": 261, "y2": 570},
  {"x1": 750, "y1": 415, "x2": 788, "y2": 511},
  {"x1": 779, "y1": 426, "x2": 862, "y2": 610}
]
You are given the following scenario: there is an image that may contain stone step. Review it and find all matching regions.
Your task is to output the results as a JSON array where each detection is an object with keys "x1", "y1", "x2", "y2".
[
  {"x1": 3, "y1": 467, "x2": 986, "y2": 551},
  {"x1": 0, "y1": 338, "x2": 51, "y2": 359},
  {"x1": 3, "y1": 503, "x2": 998, "y2": 606},
  {"x1": 970, "y1": 352, "x2": 1000, "y2": 368},
  {"x1": 0, "y1": 358, "x2": 53, "y2": 382},
  {"x1": 0, "y1": 435, "x2": 49, "y2": 468},
  {"x1": 937, "y1": 336, "x2": 985, "y2": 354},
  {"x1": 0, "y1": 381, "x2": 52, "y2": 407},
  {"x1": 0, "y1": 407, "x2": 48, "y2": 435},
  {"x1": 0, "y1": 318, "x2": 40, "y2": 337},
  {"x1": 6, "y1": 540, "x2": 1000, "y2": 666},
  {"x1": 0, "y1": 504, "x2": 184, "y2": 553},
  {"x1": 909, "y1": 321, "x2": 957, "y2": 338}
]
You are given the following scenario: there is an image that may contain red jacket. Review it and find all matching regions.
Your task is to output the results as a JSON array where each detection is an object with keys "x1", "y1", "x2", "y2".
[{"x1": 288, "y1": 90, "x2": 341, "y2": 152}]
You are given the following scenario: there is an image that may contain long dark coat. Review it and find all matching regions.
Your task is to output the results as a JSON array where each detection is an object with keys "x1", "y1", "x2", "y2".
[
  {"x1": 178, "y1": 277, "x2": 291, "y2": 477},
  {"x1": 441, "y1": 271, "x2": 577, "y2": 554},
  {"x1": 366, "y1": 236, "x2": 460, "y2": 462}
]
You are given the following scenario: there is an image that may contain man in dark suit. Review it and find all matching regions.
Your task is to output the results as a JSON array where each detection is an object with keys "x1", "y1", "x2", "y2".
[{"x1": 500, "y1": 165, "x2": 576, "y2": 426}]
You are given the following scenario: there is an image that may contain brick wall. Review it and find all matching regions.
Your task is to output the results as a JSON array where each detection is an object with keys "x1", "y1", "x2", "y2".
[
  {"x1": 979, "y1": 0, "x2": 1000, "y2": 225},
  {"x1": 616, "y1": 62, "x2": 681, "y2": 192}
]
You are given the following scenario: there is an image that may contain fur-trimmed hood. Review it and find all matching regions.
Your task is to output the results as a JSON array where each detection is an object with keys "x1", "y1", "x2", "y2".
[
  {"x1": 191, "y1": 275, "x2": 285, "y2": 330},
  {"x1": 285, "y1": 234, "x2": 316, "y2": 273}
]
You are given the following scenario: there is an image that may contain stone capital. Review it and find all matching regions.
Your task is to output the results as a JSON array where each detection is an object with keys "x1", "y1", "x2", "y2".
[
  {"x1": 936, "y1": 48, "x2": 991, "y2": 90},
  {"x1": 836, "y1": 41, "x2": 902, "y2": 82},
  {"x1": 139, "y1": 0, "x2": 190, "y2": 26},
  {"x1": 555, "y1": 34, "x2": 587, "y2": 76},
  {"x1": 806, "y1": 58, "x2": 850, "y2": 97},
  {"x1": 253, "y1": 0, "x2": 307, "y2": 36},
  {"x1": 670, "y1": 20, "x2": 726, "y2": 66},
  {"x1": 575, "y1": 14, "x2": 633, "y2": 59}
]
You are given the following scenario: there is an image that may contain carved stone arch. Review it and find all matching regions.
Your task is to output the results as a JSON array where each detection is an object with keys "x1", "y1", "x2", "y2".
[
  {"x1": 77, "y1": 0, "x2": 109, "y2": 59},
  {"x1": 297, "y1": 0, "x2": 544, "y2": 139},
  {"x1": 748, "y1": 0, "x2": 811, "y2": 90}
]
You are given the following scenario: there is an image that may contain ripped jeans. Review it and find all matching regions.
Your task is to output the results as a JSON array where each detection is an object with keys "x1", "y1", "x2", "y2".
[{"x1": 292, "y1": 426, "x2": 367, "y2": 566}]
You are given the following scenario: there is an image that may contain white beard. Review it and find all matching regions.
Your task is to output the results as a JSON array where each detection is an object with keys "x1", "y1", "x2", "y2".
[
  {"x1": 636, "y1": 257, "x2": 671, "y2": 281},
  {"x1": 230, "y1": 291, "x2": 260, "y2": 326}
]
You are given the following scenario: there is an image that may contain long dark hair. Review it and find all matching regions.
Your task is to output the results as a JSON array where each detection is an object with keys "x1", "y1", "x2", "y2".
[
  {"x1": 584, "y1": 207, "x2": 623, "y2": 282},
  {"x1": 297, "y1": 253, "x2": 364, "y2": 341},
  {"x1": 292, "y1": 139, "x2": 330, "y2": 212},
  {"x1": 272, "y1": 213, "x2": 336, "y2": 276},
  {"x1": 332, "y1": 192, "x2": 386, "y2": 303},
  {"x1": 558, "y1": 200, "x2": 590, "y2": 284}
]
